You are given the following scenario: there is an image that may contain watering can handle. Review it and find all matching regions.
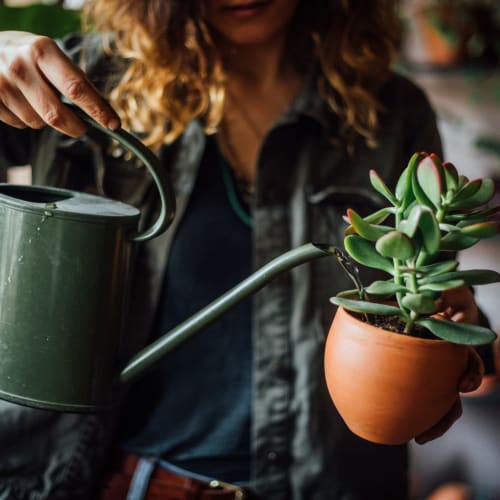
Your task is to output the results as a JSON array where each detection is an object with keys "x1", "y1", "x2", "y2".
[{"x1": 67, "y1": 103, "x2": 176, "y2": 243}]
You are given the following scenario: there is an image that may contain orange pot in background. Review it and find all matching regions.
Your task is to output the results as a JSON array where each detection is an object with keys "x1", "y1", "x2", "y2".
[{"x1": 324, "y1": 307, "x2": 469, "y2": 445}]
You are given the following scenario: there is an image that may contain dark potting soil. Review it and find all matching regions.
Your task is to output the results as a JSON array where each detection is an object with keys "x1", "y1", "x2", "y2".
[{"x1": 351, "y1": 312, "x2": 439, "y2": 340}]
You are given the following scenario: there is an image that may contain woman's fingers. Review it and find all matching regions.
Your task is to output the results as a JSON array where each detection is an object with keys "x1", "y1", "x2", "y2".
[
  {"x1": 0, "y1": 74, "x2": 47, "y2": 129},
  {"x1": 414, "y1": 398, "x2": 463, "y2": 445},
  {"x1": 0, "y1": 32, "x2": 120, "y2": 136},
  {"x1": 458, "y1": 347, "x2": 484, "y2": 393},
  {"x1": 28, "y1": 36, "x2": 121, "y2": 130},
  {"x1": 0, "y1": 99, "x2": 27, "y2": 129},
  {"x1": 414, "y1": 348, "x2": 485, "y2": 445}
]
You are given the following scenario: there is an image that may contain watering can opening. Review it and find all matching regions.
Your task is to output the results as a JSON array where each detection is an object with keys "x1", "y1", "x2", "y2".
[{"x1": 0, "y1": 184, "x2": 73, "y2": 204}]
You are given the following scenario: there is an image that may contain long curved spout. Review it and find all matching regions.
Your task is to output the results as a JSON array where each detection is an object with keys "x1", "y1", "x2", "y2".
[{"x1": 120, "y1": 243, "x2": 338, "y2": 385}]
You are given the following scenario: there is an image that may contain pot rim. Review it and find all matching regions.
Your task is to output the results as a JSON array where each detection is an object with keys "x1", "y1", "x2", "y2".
[{"x1": 336, "y1": 305, "x2": 456, "y2": 347}]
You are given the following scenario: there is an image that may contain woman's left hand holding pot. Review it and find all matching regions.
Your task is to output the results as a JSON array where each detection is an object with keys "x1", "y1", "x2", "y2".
[{"x1": 415, "y1": 286, "x2": 485, "y2": 444}]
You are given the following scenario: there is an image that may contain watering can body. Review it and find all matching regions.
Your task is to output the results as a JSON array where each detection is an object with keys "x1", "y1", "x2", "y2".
[{"x1": 0, "y1": 185, "x2": 140, "y2": 411}]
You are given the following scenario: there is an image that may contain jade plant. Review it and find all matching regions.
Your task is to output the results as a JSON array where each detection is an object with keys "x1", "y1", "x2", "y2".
[{"x1": 331, "y1": 152, "x2": 500, "y2": 345}]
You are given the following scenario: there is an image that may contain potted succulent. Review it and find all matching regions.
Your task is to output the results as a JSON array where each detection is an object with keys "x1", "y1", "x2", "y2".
[{"x1": 324, "y1": 152, "x2": 500, "y2": 445}]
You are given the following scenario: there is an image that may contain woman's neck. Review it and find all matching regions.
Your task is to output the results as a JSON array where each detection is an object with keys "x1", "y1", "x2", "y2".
[{"x1": 220, "y1": 35, "x2": 294, "y2": 91}]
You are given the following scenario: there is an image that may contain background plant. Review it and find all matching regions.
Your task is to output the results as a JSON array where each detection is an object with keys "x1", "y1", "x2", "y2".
[{"x1": 331, "y1": 152, "x2": 500, "y2": 345}]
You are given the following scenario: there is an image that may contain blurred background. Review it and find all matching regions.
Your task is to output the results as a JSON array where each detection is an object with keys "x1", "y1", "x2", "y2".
[{"x1": 1, "y1": 0, "x2": 499, "y2": 499}]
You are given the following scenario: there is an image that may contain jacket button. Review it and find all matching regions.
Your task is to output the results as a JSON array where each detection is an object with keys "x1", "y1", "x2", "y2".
[{"x1": 267, "y1": 451, "x2": 278, "y2": 462}]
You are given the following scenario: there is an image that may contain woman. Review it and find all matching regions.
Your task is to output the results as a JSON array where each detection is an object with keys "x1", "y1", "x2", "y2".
[{"x1": 0, "y1": 1, "x2": 488, "y2": 499}]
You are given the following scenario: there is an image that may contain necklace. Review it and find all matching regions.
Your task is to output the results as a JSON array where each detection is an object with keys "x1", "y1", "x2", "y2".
[{"x1": 216, "y1": 115, "x2": 256, "y2": 205}]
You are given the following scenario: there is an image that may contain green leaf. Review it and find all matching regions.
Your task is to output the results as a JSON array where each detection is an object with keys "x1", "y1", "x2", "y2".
[
  {"x1": 412, "y1": 171, "x2": 435, "y2": 208},
  {"x1": 443, "y1": 162, "x2": 458, "y2": 191},
  {"x1": 400, "y1": 204, "x2": 422, "y2": 238},
  {"x1": 440, "y1": 232, "x2": 479, "y2": 251},
  {"x1": 395, "y1": 152, "x2": 421, "y2": 208},
  {"x1": 419, "y1": 279, "x2": 465, "y2": 292},
  {"x1": 457, "y1": 175, "x2": 470, "y2": 189},
  {"x1": 330, "y1": 296, "x2": 404, "y2": 316},
  {"x1": 422, "y1": 269, "x2": 500, "y2": 286},
  {"x1": 416, "y1": 260, "x2": 458, "y2": 276},
  {"x1": 336, "y1": 289, "x2": 361, "y2": 298},
  {"x1": 375, "y1": 231, "x2": 415, "y2": 260},
  {"x1": 417, "y1": 318, "x2": 497, "y2": 345},
  {"x1": 417, "y1": 206, "x2": 441, "y2": 255},
  {"x1": 401, "y1": 293, "x2": 436, "y2": 314},
  {"x1": 346, "y1": 209, "x2": 391, "y2": 241},
  {"x1": 445, "y1": 205, "x2": 500, "y2": 222},
  {"x1": 459, "y1": 178, "x2": 495, "y2": 208},
  {"x1": 362, "y1": 207, "x2": 395, "y2": 225},
  {"x1": 369, "y1": 170, "x2": 398, "y2": 205},
  {"x1": 344, "y1": 235, "x2": 394, "y2": 274},
  {"x1": 459, "y1": 221, "x2": 499, "y2": 238},
  {"x1": 452, "y1": 179, "x2": 481, "y2": 206},
  {"x1": 365, "y1": 280, "x2": 408, "y2": 295},
  {"x1": 416, "y1": 155, "x2": 444, "y2": 208}
]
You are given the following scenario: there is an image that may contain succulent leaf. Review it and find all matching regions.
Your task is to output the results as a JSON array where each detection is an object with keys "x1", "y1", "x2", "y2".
[
  {"x1": 401, "y1": 293, "x2": 436, "y2": 314},
  {"x1": 336, "y1": 289, "x2": 362, "y2": 298},
  {"x1": 449, "y1": 179, "x2": 482, "y2": 209},
  {"x1": 363, "y1": 207, "x2": 395, "y2": 225},
  {"x1": 440, "y1": 232, "x2": 479, "y2": 251},
  {"x1": 459, "y1": 221, "x2": 499, "y2": 238},
  {"x1": 421, "y1": 269, "x2": 500, "y2": 286},
  {"x1": 395, "y1": 152, "x2": 421, "y2": 207},
  {"x1": 443, "y1": 162, "x2": 459, "y2": 191},
  {"x1": 451, "y1": 179, "x2": 496, "y2": 210},
  {"x1": 417, "y1": 260, "x2": 458, "y2": 276},
  {"x1": 330, "y1": 296, "x2": 404, "y2": 316},
  {"x1": 457, "y1": 175, "x2": 469, "y2": 189},
  {"x1": 346, "y1": 209, "x2": 391, "y2": 241},
  {"x1": 365, "y1": 280, "x2": 408, "y2": 295},
  {"x1": 400, "y1": 205, "x2": 422, "y2": 238},
  {"x1": 417, "y1": 206, "x2": 441, "y2": 255},
  {"x1": 375, "y1": 231, "x2": 415, "y2": 260},
  {"x1": 416, "y1": 155, "x2": 444, "y2": 208},
  {"x1": 419, "y1": 279, "x2": 465, "y2": 292},
  {"x1": 412, "y1": 171, "x2": 435, "y2": 208},
  {"x1": 369, "y1": 170, "x2": 398, "y2": 205},
  {"x1": 344, "y1": 235, "x2": 394, "y2": 274},
  {"x1": 417, "y1": 318, "x2": 497, "y2": 345}
]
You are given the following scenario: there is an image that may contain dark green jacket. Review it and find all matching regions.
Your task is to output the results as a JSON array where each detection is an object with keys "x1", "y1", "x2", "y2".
[{"x1": 0, "y1": 35, "x2": 442, "y2": 499}]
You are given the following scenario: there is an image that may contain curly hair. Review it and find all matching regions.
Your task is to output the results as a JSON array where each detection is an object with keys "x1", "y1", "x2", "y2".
[{"x1": 83, "y1": 0, "x2": 401, "y2": 150}]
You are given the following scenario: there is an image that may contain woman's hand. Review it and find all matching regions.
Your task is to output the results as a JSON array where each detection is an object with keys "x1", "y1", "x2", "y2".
[
  {"x1": 415, "y1": 286, "x2": 484, "y2": 444},
  {"x1": 415, "y1": 347, "x2": 484, "y2": 444},
  {"x1": 434, "y1": 285, "x2": 479, "y2": 325},
  {"x1": 0, "y1": 31, "x2": 120, "y2": 137}
]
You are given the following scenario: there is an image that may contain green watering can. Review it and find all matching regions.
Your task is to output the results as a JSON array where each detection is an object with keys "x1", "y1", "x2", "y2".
[{"x1": 0, "y1": 108, "x2": 336, "y2": 412}]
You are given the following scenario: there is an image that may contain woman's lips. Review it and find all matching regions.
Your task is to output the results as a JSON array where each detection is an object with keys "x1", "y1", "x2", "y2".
[{"x1": 222, "y1": 1, "x2": 272, "y2": 19}]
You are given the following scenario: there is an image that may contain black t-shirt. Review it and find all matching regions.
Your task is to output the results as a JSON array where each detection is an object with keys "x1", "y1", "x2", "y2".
[{"x1": 120, "y1": 136, "x2": 253, "y2": 483}]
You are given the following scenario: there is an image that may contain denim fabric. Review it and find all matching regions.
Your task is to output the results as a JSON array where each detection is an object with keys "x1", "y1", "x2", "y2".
[{"x1": 0, "y1": 34, "x2": 444, "y2": 500}]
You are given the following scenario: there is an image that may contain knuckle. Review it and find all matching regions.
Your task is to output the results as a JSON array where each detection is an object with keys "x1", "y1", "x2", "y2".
[
  {"x1": 6, "y1": 56, "x2": 28, "y2": 82},
  {"x1": 65, "y1": 79, "x2": 87, "y2": 102},
  {"x1": 0, "y1": 76, "x2": 9, "y2": 94},
  {"x1": 87, "y1": 103, "x2": 110, "y2": 123},
  {"x1": 42, "y1": 107, "x2": 65, "y2": 129},
  {"x1": 29, "y1": 36, "x2": 54, "y2": 63}
]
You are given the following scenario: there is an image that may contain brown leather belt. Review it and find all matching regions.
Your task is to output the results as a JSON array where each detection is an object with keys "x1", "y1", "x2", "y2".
[{"x1": 100, "y1": 454, "x2": 247, "y2": 500}]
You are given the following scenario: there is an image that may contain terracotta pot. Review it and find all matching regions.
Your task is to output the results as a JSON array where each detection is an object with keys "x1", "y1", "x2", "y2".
[{"x1": 324, "y1": 307, "x2": 469, "y2": 445}]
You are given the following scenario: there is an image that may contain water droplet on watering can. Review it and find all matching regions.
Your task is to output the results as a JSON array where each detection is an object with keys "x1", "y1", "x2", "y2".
[{"x1": 18, "y1": 256, "x2": 23, "y2": 263}]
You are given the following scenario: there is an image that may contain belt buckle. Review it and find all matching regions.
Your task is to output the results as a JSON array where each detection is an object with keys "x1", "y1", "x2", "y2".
[{"x1": 209, "y1": 479, "x2": 246, "y2": 499}]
